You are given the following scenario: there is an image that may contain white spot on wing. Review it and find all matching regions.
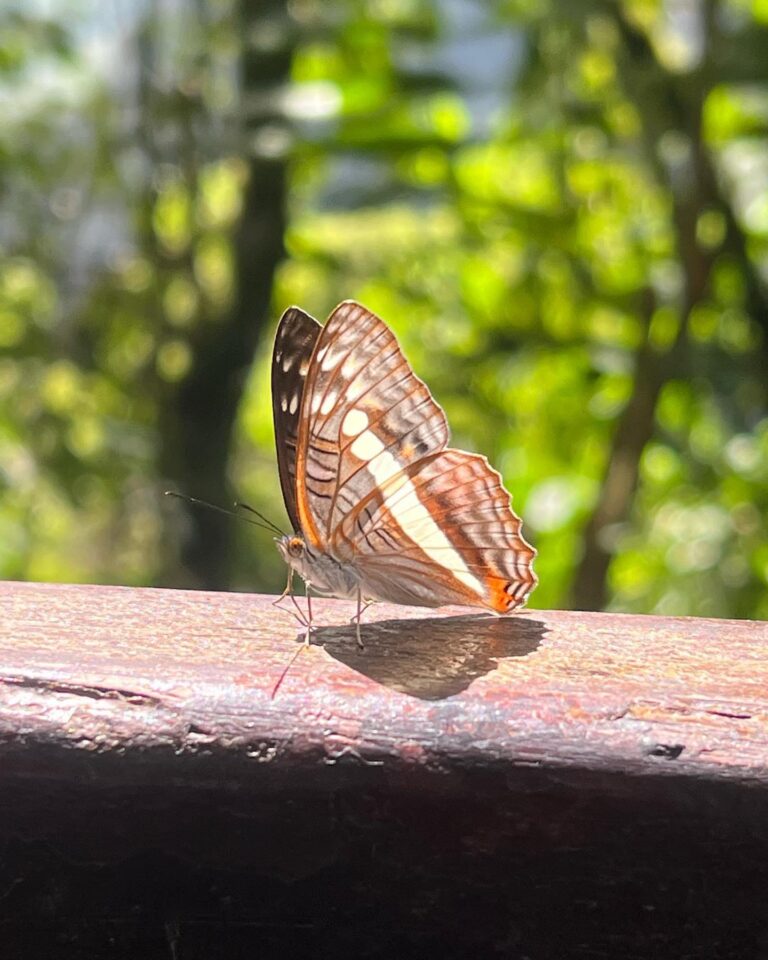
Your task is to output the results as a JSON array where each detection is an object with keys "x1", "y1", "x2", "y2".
[
  {"x1": 350, "y1": 430, "x2": 386, "y2": 462},
  {"x1": 282, "y1": 353, "x2": 295, "y2": 372},
  {"x1": 289, "y1": 394, "x2": 299, "y2": 415},
  {"x1": 299, "y1": 358, "x2": 310, "y2": 376},
  {"x1": 321, "y1": 346, "x2": 344, "y2": 372},
  {"x1": 341, "y1": 409, "x2": 369, "y2": 436},
  {"x1": 280, "y1": 396, "x2": 288, "y2": 412},
  {"x1": 341, "y1": 354, "x2": 358, "y2": 379},
  {"x1": 346, "y1": 376, "x2": 369, "y2": 403},
  {"x1": 311, "y1": 392, "x2": 322, "y2": 414},
  {"x1": 320, "y1": 392, "x2": 337, "y2": 415},
  {"x1": 351, "y1": 433, "x2": 484, "y2": 596}
]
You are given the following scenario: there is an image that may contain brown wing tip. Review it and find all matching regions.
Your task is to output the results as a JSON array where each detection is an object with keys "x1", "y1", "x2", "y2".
[
  {"x1": 278, "y1": 305, "x2": 319, "y2": 324},
  {"x1": 335, "y1": 299, "x2": 363, "y2": 309}
]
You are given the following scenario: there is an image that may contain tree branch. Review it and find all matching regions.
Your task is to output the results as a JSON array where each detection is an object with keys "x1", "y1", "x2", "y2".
[
  {"x1": 571, "y1": 3, "x2": 721, "y2": 610},
  {"x1": 158, "y1": 0, "x2": 293, "y2": 589}
]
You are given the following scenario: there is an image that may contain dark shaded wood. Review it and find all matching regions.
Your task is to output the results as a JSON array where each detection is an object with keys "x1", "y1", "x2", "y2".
[{"x1": 1, "y1": 580, "x2": 768, "y2": 959}]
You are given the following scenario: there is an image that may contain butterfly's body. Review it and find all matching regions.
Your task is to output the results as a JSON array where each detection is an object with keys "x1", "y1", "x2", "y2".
[
  {"x1": 276, "y1": 534, "x2": 362, "y2": 602},
  {"x1": 277, "y1": 531, "x2": 487, "y2": 610},
  {"x1": 272, "y1": 301, "x2": 537, "y2": 632}
]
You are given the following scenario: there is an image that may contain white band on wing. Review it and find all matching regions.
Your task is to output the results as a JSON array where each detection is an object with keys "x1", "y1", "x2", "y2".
[{"x1": 350, "y1": 427, "x2": 484, "y2": 596}]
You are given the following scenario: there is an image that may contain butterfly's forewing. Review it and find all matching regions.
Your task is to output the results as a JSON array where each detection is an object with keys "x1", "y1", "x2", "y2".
[
  {"x1": 337, "y1": 449, "x2": 537, "y2": 611},
  {"x1": 294, "y1": 301, "x2": 449, "y2": 546},
  {"x1": 272, "y1": 306, "x2": 322, "y2": 532}
]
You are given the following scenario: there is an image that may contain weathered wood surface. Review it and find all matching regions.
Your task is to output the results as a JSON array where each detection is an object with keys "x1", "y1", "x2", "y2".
[
  {"x1": 2, "y1": 579, "x2": 768, "y2": 959},
  {"x1": 2, "y1": 580, "x2": 767, "y2": 781}
]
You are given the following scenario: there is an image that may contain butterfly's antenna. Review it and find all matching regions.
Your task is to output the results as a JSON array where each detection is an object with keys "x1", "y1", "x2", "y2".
[
  {"x1": 164, "y1": 491, "x2": 278, "y2": 536},
  {"x1": 234, "y1": 501, "x2": 285, "y2": 537}
]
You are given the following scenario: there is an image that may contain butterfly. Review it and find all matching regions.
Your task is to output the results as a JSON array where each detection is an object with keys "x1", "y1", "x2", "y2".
[{"x1": 271, "y1": 300, "x2": 537, "y2": 646}]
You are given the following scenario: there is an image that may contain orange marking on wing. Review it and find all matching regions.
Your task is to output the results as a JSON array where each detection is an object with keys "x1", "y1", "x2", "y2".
[
  {"x1": 487, "y1": 577, "x2": 517, "y2": 613},
  {"x1": 294, "y1": 466, "x2": 323, "y2": 548}
]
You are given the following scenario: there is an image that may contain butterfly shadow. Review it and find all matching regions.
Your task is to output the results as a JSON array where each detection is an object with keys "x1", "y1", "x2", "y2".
[{"x1": 314, "y1": 613, "x2": 548, "y2": 701}]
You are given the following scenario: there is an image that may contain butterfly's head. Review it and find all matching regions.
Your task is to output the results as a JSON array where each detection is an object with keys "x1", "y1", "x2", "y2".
[{"x1": 276, "y1": 533, "x2": 305, "y2": 564}]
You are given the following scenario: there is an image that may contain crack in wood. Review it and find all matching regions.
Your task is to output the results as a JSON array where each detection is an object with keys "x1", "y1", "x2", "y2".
[{"x1": 0, "y1": 674, "x2": 163, "y2": 707}]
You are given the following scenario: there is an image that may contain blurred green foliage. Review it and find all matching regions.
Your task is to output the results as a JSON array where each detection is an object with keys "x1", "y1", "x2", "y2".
[{"x1": 1, "y1": 0, "x2": 767, "y2": 618}]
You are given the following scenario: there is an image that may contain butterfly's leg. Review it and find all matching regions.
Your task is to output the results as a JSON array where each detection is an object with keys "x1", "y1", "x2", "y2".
[
  {"x1": 354, "y1": 586, "x2": 365, "y2": 650},
  {"x1": 349, "y1": 599, "x2": 374, "y2": 623},
  {"x1": 272, "y1": 567, "x2": 293, "y2": 606},
  {"x1": 303, "y1": 582, "x2": 314, "y2": 646},
  {"x1": 288, "y1": 585, "x2": 310, "y2": 627},
  {"x1": 270, "y1": 581, "x2": 313, "y2": 700},
  {"x1": 272, "y1": 568, "x2": 310, "y2": 629}
]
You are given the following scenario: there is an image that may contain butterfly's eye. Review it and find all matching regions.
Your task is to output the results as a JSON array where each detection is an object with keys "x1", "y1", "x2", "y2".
[{"x1": 287, "y1": 536, "x2": 304, "y2": 558}]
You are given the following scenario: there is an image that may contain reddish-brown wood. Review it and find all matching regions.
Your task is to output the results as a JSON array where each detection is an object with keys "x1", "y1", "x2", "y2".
[
  {"x1": 2, "y1": 580, "x2": 767, "y2": 782},
  {"x1": 1, "y1": 580, "x2": 768, "y2": 959}
]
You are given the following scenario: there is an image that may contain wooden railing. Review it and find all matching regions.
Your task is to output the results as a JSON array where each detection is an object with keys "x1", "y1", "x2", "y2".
[{"x1": 2, "y1": 579, "x2": 767, "y2": 958}]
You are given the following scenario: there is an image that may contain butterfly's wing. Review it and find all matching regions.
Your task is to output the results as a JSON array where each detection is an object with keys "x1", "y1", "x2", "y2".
[
  {"x1": 294, "y1": 300, "x2": 536, "y2": 610},
  {"x1": 272, "y1": 306, "x2": 322, "y2": 532},
  {"x1": 336, "y1": 449, "x2": 537, "y2": 611},
  {"x1": 294, "y1": 300, "x2": 449, "y2": 546}
]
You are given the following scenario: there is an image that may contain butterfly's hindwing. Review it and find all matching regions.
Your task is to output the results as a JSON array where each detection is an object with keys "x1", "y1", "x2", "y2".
[
  {"x1": 272, "y1": 306, "x2": 322, "y2": 532},
  {"x1": 336, "y1": 448, "x2": 537, "y2": 610}
]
